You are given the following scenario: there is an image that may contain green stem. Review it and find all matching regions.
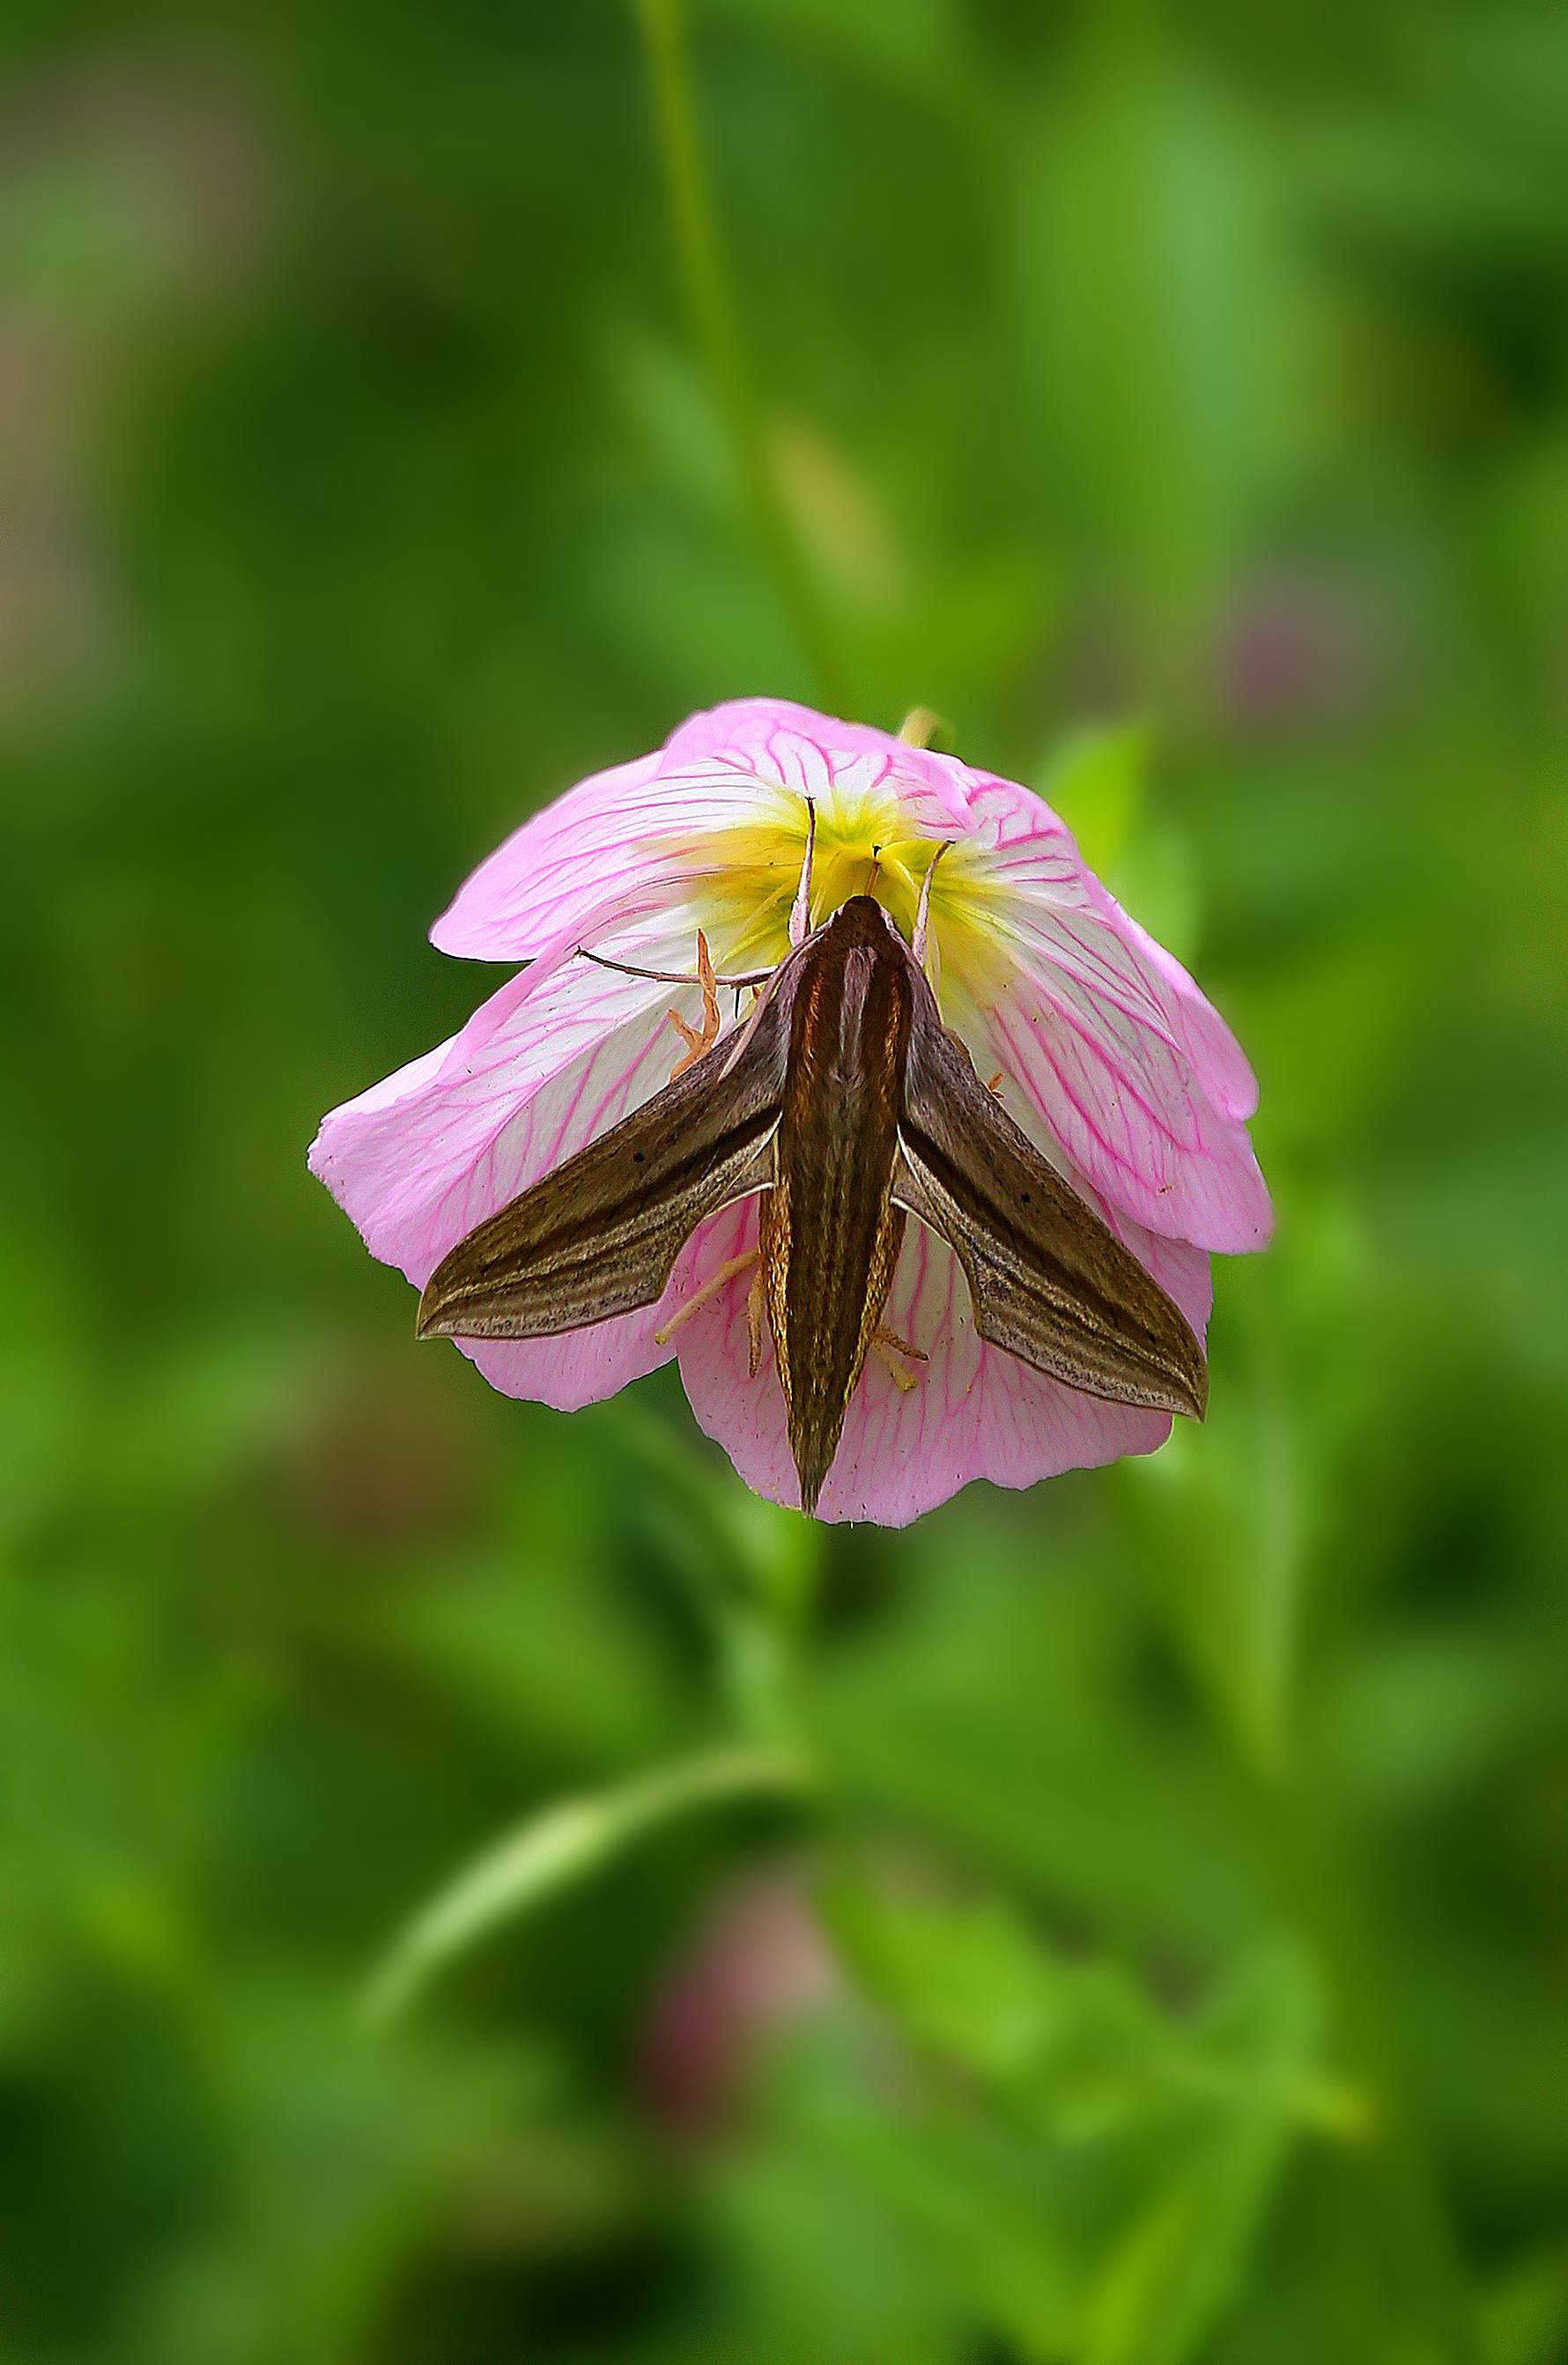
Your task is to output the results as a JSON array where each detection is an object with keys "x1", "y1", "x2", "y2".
[
  {"x1": 359, "y1": 1740, "x2": 817, "y2": 2032},
  {"x1": 632, "y1": 0, "x2": 851, "y2": 713}
]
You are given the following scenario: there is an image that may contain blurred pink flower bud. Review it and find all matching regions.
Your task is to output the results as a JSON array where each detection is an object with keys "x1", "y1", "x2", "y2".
[{"x1": 638, "y1": 1873, "x2": 836, "y2": 2136}]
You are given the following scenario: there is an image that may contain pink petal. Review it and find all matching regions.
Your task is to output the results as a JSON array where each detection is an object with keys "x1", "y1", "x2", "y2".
[
  {"x1": 673, "y1": 1189, "x2": 1209, "y2": 1528},
  {"x1": 431, "y1": 701, "x2": 979, "y2": 963},
  {"x1": 456, "y1": 1319, "x2": 672, "y2": 1418},
  {"x1": 965, "y1": 775, "x2": 1261, "y2": 1120},
  {"x1": 942, "y1": 776, "x2": 1273, "y2": 1254},
  {"x1": 308, "y1": 908, "x2": 731, "y2": 1411},
  {"x1": 431, "y1": 748, "x2": 772, "y2": 961},
  {"x1": 664, "y1": 698, "x2": 979, "y2": 841}
]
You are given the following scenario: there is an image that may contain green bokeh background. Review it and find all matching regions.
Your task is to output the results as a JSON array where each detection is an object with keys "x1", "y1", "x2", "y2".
[{"x1": 2, "y1": 4, "x2": 1565, "y2": 2360}]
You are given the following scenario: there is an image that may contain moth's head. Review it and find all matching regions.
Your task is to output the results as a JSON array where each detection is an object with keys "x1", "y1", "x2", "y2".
[{"x1": 819, "y1": 892, "x2": 899, "y2": 948}]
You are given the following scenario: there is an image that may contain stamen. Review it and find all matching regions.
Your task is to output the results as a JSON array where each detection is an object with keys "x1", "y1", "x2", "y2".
[
  {"x1": 912, "y1": 840, "x2": 954, "y2": 966},
  {"x1": 667, "y1": 930, "x2": 721, "y2": 1079},
  {"x1": 898, "y1": 708, "x2": 952, "y2": 752},
  {"x1": 788, "y1": 797, "x2": 817, "y2": 949}
]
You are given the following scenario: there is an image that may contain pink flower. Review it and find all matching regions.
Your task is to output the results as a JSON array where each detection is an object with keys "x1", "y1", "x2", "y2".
[{"x1": 308, "y1": 699, "x2": 1271, "y2": 1525}]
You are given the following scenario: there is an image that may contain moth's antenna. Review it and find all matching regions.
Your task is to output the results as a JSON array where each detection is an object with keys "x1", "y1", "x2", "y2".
[
  {"x1": 788, "y1": 797, "x2": 817, "y2": 949},
  {"x1": 912, "y1": 841, "x2": 954, "y2": 966},
  {"x1": 576, "y1": 947, "x2": 773, "y2": 990}
]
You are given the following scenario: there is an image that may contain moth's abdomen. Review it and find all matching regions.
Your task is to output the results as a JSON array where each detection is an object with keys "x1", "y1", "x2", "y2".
[{"x1": 766, "y1": 900, "x2": 913, "y2": 1514}]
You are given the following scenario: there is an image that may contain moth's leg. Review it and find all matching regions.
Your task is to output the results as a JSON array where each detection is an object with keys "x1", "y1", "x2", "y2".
[
  {"x1": 986, "y1": 1068, "x2": 1003, "y2": 1094},
  {"x1": 653, "y1": 1244, "x2": 759, "y2": 1346},
  {"x1": 758, "y1": 1191, "x2": 793, "y2": 1422},
  {"x1": 912, "y1": 839, "x2": 955, "y2": 966},
  {"x1": 876, "y1": 1325, "x2": 927, "y2": 1361},
  {"x1": 869, "y1": 1330, "x2": 927, "y2": 1392},
  {"x1": 746, "y1": 1265, "x2": 766, "y2": 1378},
  {"x1": 667, "y1": 929, "x2": 721, "y2": 1079},
  {"x1": 788, "y1": 797, "x2": 817, "y2": 948}
]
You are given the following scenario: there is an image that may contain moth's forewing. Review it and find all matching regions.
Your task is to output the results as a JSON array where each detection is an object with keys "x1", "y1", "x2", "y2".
[
  {"x1": 893, "y1": 953, "x2": 1208, "y2": 1420},
  {"x1": 765, "y1": 898, "x2": 913, "y2": 1514},
  {"x1": 417, "y1": 953, "x2": 802, "y2": 1343}
]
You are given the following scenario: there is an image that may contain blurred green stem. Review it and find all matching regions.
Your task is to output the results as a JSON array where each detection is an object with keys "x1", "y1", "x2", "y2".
[
  {"x1": 716, "y1": 1599, "x2": 800, "y2": 1744},
  {"x1": 359, "y1": 1740, "x2": 817, "y2": 2032},
  {"x1": 601, "y1": 1402, "x2": 824, "y2": 1734},
  {"x1": 632, "y1": 0, "x2": 850, "y2": 712},
  {"x1": 1239, "y1": 1760, "x2": 1482, "y2": 2365}
]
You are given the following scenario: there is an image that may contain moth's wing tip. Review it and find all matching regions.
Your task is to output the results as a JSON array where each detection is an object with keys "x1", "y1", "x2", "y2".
[{"x1": 415, "y1": 1285, "x2": 455, "y2": 1340}]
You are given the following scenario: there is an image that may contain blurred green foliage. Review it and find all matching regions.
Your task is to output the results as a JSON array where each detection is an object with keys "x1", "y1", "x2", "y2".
[{"x1": 2, "y1": 2, "x2": 1565, "y2": 2360}]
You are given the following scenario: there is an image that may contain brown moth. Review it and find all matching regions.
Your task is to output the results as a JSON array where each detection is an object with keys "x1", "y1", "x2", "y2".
[{"x1": 418, "y1": 802, "x2": 1207, "y2": 1516}]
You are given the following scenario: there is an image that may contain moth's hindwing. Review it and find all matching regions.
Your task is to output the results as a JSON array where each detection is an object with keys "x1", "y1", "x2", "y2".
[{"x1": 892, "y1": 952, "x2": 1208, "y2": 1420}]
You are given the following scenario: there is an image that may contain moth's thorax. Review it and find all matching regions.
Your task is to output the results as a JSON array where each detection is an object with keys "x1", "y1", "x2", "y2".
[
  {"x1": 786, "y1": 896, "x2": 913, "y2": 1105},
  {"x1": 763, "y1": 895, "x2": 914, "y2": 1511}
]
